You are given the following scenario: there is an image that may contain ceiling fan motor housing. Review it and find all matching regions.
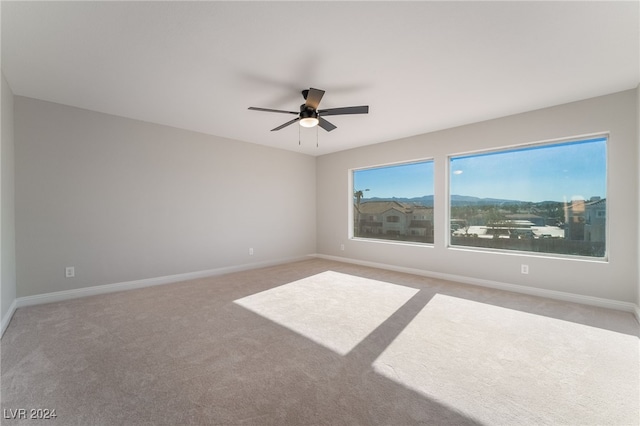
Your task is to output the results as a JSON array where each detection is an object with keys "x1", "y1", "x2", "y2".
[{"x1": 299, "y1": 104, "x2": 318, "y2": 119}]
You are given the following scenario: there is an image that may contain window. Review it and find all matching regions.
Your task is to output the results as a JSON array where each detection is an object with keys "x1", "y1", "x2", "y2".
[
  {"x1": 449, "y1": 136, "x2": 607, "y2": 258},
  {"x1": 353, "y1": 160, "x2": 434, "y2": 244}
]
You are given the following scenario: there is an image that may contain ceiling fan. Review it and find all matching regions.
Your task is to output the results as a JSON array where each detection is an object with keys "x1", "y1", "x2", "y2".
[{"x1": 248, "y1": 88, "x2": 369, "y2": 132}]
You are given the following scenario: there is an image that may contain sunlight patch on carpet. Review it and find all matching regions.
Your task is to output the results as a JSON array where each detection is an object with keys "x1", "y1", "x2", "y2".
[
  {"x1": 372, "y1": 293, "x2": 640, "y2": 425},
  {"x1": 234, "y1": 271, "x2": 418, "y2": 355}
]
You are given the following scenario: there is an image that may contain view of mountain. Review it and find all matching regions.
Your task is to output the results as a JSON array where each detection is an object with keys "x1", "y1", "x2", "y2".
[{"x1": 362, "y1": 195, "x2": 526, "y2": 207}]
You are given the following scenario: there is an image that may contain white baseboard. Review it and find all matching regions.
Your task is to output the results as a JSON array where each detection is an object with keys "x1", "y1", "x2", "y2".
[
  {"x1": 314, "y1": 254, "x2": 640, "y2": 317},
  {"x1": 5, "y1": 254, "x2": 639, "y2": 335},
  {"x1": 14, "y1": 255, "x2": 312, "y2": 310},
  {"x1": 1, "y1": 298, "x2": 17, "y2": 338}
]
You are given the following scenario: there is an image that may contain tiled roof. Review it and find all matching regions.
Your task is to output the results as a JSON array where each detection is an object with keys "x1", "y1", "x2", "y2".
[
  {"x1": 357, "y1": 201, "x2": 407, "y2": 214},
  {"x1": 356, "y1": 201, "x2": 433, "y2": 215}
]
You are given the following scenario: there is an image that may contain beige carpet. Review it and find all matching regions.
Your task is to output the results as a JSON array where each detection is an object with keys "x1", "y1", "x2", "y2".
[{"x1": 1, "y1": 258, "x2": 638, "y2": 425}]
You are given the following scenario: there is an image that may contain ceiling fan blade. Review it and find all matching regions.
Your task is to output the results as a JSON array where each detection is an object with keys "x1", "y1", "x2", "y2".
[
  {"x1": 318, "y1": 117, "x2": 337, "y2": 132},
  {"x1": 248, "y1": 107, "x2": 298, "y2": 115},
  {"x1": 271, "y1": 117, "x2": 300, "y2": 131},
  {"x1": 305, "y1": 88, "x2": 325, "y2": 110},
  {"x1": 318, "y1": 105, "x2": 369, "y2": 116}
]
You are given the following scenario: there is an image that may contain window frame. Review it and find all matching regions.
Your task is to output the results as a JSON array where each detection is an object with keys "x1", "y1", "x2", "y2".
[
  {"x1": 349, "y1": 158, "x2": 435, "y2": 247},
  {"x1": 446, "y1": 133, "x2": 609, "y2": 261}
]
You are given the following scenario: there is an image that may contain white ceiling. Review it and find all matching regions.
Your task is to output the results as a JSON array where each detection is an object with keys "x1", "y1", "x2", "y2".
[{"x1": 2, "y1": 1, "x2": 639, "y2": 156}]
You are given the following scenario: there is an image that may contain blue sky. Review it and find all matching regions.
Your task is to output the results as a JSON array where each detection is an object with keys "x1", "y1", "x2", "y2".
[
  {"x1": 353, "y1": 138, "x2": 607, "y2": 202},
  {"x1": 354, "y1": 161, "x2": 434, "y2": 199}
]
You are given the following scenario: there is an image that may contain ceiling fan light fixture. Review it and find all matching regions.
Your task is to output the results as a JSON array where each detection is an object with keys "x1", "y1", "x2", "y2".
[
  {"x1": 299, "y1": 109, "x2": 319, "y2": 128},
  {"x1": 300, "y1": 117, "x2": 319, "y2": 128}
]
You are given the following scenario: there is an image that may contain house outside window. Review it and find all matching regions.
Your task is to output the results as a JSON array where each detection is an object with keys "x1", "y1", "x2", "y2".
[{"x1": 353, "y1": 160, "x2": 434, "y2": 244}]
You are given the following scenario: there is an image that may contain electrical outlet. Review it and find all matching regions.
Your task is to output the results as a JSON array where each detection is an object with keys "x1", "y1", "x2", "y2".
[
  {"x1": 521, "y1": 264, "x2": 529, "y2": 274},
  {"x1": 65, "y1": 266, "x2": 75, "y2": 278},
  {"x1": 340, "y1": 244, "x2": 345, "y2": 251},
  {"x1": 249, "y1": 247, "x2": 254, "y2": 256}
]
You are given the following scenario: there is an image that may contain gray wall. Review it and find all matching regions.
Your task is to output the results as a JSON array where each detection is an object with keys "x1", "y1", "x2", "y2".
[
  {"x1": 317, "y1": 89, "x2": 639, "y2": 304},
  {"x1": 15, "y1": 97, "x2": 316, "y2": 298},
  {"x1": 9, "y1": 89, "x2": 640, "y2": 307},
  {"x1": 1, "y1": 72, "x2": 16, "y2": 321}
]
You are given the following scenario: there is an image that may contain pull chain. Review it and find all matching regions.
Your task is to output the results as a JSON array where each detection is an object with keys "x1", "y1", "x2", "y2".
[{"x1": 298, "y1": 123, "x2": 320, "y2": 148}]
